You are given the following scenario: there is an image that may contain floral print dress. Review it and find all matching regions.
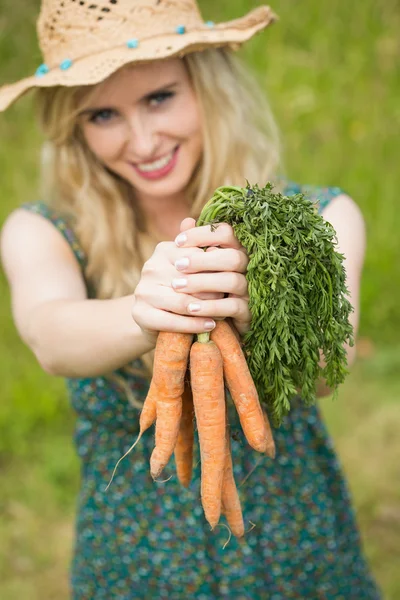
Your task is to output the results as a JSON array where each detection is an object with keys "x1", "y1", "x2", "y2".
[{"x1": 22, "y1": 183, "x2": 381, "y2": 600}]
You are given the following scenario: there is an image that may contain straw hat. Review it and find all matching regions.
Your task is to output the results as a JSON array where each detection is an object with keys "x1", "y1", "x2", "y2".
[{"x1": 0, "y1": 0, "x2": 277, "y2": 112}]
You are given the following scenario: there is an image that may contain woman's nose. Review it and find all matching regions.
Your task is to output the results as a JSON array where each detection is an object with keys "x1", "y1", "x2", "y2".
[{"x1": 125, "y1": 112, "x2": 159, "y2": 159}]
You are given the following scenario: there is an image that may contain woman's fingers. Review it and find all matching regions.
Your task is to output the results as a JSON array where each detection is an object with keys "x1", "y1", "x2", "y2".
[
  {"x1": 135, "y1": 226, "x2": 252, "y2": 336},
  {"x1": 174, "y1": 247, "x2": 248, "y2": 274},
  {"x1": 192, "y1": 292, "x2": 225, "y2": 301},
  {"x1": 171, "y1": 272, "x2": 248, "y2": 297},
  {"x1": 137, "y1": 309, "x2": 217, "y2": 335},
  {"x1": 184, "y1": 296, "x2": 251, "y2": 323},
  {"x1": 175, "y1": 222, "x2": 244, "y2": 250},
  {"x1": 135, "y1": 285, "x2": 222, "y2": 318},
  {"x1": 179, "y1": 217, "x2": 196, "y2": 233},
  {"x1": 134, "y1": 284, "x2": 249, "y2": 323},
  {"x1": 132, "y1": 298, "x2": 216, "y2": 334},
  {"x1": 151, "y1": 238, "x2": 248, "y2": 276}
]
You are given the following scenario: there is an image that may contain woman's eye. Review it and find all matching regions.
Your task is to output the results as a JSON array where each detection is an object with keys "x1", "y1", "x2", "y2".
[
  {"x1": 148, "y1": 91, "x2": 174, "y2": 107},
  {"x1": 89, "y1": 109, "x2": 117, "y2": 124}
]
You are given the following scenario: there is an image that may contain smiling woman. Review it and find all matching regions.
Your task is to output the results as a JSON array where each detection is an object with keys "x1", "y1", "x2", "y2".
[
  {"x1": 33, "y1": 47, "x2": 279, "y2": 303},
  {"x1": 79, "y1": 60, "x2": 203, "y2": 212},
  {"x1": 0, "y1": 0, "x2": 382, "y2": 599}
]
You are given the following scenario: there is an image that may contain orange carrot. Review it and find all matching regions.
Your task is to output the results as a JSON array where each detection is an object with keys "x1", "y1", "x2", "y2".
[
  {"x1": 174, "y1": 379, "x2": 194, "y2": 488},
  {"x1": 222, "y1": 423, "x2": 245, "y2": 538},
  {"x1": 105, "y1": 380, "x2": 158, "y2": 490},
  {"x1": 140, "y1": 384, "x2": 157, "y2": 432},
  {"x1": 210, "y1": 320, "x2": 275, "y2": 456},
  {"x1": 190, "y1": 336, "x2": 226, "y2": 529},
  {"x1": 263, "y1": 410, "x2": 276, "y2": 459},
  {"x1": 150, "y1": 332, "x2": 193, "y2": 479}
]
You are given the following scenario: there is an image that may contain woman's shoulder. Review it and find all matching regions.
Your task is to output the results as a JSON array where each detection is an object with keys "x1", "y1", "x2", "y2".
[
  {"x1": 14, "y1": 200, "x2": 86, "y2": 269},
  {"x1": 20, "y1": 200, "x2": 73, "y2": 230},
  {"x1": 1, "y1": 201, "x2": 92, "y2": 296}
]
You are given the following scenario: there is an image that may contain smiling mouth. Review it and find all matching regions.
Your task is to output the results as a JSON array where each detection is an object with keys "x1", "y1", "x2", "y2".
[{"x1": 135, "y1": 147, "x2": 178, "y2": 173}]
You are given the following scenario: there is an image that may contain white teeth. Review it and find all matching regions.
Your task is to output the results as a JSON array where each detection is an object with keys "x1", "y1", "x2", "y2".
[{"x1": 136, "y1": 149, "x2": 175, "y2": 172}]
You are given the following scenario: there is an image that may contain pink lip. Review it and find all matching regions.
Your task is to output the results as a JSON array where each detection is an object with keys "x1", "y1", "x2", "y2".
[{"x1": 131, "y1": 146, "x2": 179, "y2": 181}]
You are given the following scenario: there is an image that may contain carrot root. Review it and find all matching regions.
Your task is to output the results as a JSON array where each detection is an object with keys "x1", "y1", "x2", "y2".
[
  {"x1": 174, "y1": 379, "x2": 195, "y2": 488},
  {"x1": 105, "y1": 384, "x2": 158, "y2": 491},
  {"x1": 211, "y1": 320, "x2": 275, "y2": 455},
  {"x1": 222, "y1": 423, "x2": 245, "y2": 538},
  {"x1": 190, "y1": 339, "x2": 226, "y2": 529},
  {"x1": 263, "y1": 411, "x2": 276, "y2": 459},
  {"x1": 150, "y1": 332, "x2": 193, "y2": 479}
]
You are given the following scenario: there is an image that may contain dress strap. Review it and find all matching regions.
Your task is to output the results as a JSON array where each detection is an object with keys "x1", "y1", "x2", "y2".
[{"x1": 282, "y1": 181, "x2": 344, "y2": 214}]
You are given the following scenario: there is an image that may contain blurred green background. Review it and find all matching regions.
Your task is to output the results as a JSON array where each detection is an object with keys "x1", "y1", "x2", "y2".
[{"x1": 0, "y1": 0, "x2": 399, "y2": 598}]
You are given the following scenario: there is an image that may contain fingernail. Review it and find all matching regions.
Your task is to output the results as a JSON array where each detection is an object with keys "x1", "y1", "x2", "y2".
[
  {"x1": 188, "y1": 303, "x2": 201, "y2": 312},
  {"x1": 175, "y1": 233, "x2": 187, "y2": 247},
  {"x1": 175, "y1": 257, "x2": 190, "y2": 270},
  {"x1": 172, "y1": 278, "x2": 187, "y2": 289},
  {"x1": 204, "y1": 320, "x2": 216, "y2": 330}
]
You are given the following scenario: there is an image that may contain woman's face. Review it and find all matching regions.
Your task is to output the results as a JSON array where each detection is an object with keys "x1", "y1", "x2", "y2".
[{"x1": 79, "y1": 59, "x2": 203, "y2": 206}]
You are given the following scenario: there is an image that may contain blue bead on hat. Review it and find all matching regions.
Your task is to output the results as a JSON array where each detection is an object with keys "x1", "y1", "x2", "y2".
[
  {"x1": 126, "y1": 39, "x2": 139, "y2": 49},
  {"x1": 35, "y1": 64, "x2": 50, "y2": 77},
  {"x1": 60, "y1": 59, "x2": 73, "y2": 70}
]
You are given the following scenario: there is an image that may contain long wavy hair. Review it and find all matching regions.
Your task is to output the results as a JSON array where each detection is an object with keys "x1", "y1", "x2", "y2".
[{"x1": 35, "y1": 48, "x2": 281, "y2": 397}]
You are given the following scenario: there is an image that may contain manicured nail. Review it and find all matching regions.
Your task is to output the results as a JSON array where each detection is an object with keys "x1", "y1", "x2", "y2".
[
  {"x1": 204, "y1": 320, "x2": 216, "y2": 330},
  {"x1": 175, "y1": 257, "x2": 190, "y2": 270},
  {"x1": 172, "y1": 278, "x2": 187, "y2": 289},
  {"x1": 175, "y1": 233, "x2": 187, "y2": 247},
  {"x1": 188, "y1": 303, "x2": 201, "y2": 312}
]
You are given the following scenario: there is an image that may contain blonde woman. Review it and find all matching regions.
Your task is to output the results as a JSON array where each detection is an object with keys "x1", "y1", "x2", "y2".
[{"x1": 0, "y1": 1, "x2": 380, "y2": 598}]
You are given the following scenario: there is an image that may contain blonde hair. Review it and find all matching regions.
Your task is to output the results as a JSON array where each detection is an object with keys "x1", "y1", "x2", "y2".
[{"x1": 35, "y1": 48, "x2": 281, "y2": 390}]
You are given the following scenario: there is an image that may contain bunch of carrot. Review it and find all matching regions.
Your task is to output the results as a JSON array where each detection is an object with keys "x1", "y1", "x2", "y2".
[
  {"x1": 138, "y1": 319, "x2": 275, "y2": 536},
  {"x1": 108, "y1": 181, "x2": 353, "y2": 535}
]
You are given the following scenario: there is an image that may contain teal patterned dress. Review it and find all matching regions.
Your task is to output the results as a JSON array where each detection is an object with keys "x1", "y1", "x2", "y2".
[{"x1": 22, "y1": 183, "x2": 381, "y2": 600}]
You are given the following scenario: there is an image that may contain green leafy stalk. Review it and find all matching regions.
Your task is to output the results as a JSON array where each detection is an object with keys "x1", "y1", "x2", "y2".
[{"x1": 197, "y1": 182, "x2": 354, "y2": 426}]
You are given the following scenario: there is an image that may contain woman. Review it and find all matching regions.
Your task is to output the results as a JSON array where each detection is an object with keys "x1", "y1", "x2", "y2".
[{"x1": 0, "y1": 0, "x2": 380, "y2": 598}]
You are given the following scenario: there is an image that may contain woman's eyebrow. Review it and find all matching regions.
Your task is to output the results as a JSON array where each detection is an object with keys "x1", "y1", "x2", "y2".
[
  {"x1": 142, "y1": 81, "x2": 179, "y2": 100},
  {"x1": 79, "y1": 81, "x2": 180, "y2": 116}
]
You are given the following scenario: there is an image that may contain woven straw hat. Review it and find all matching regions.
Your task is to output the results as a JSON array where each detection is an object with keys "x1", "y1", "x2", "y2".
[{"x1": 0, "y1": 0, "x2": 276, "y2": 112}]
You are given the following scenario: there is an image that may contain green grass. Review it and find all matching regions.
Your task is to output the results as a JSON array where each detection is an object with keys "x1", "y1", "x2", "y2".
[{"x1": 0, "y1": 0, "x2": 399, "y2": 598}]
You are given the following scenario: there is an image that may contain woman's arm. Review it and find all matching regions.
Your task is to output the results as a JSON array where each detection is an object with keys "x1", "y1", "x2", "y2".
[
  {"x1": 317, "y1": 193, "x2": 367, "y2": 396},
  {"x1": 0, "y1": 210, "x2": 155, "y2": 378}
]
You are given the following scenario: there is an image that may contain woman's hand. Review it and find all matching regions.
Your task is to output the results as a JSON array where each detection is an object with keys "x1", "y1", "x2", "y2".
[
  {"x1": 132, "y1": 218, "x2": 251, "y2": 341},
  {"x1": 172, "y1": 218, "x2": 251, "y2": 335}
]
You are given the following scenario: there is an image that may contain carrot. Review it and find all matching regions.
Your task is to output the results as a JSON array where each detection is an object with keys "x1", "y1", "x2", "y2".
[
  {"x1": 150, "y1": 332, "x2": 193, "y2": 479},
  {"x1": 210, "y1": 320, "x2": 275, "y2": 456},
  {"x1": 140, "y1": 384, "x2": 157, "y2": 431},
  {"x1": 263, "y1": 411, "x2": 276, "y2": 459},
  {"x1": 222, "y1": 423, "x2": 245, "y2": 538},
  {"x1": 190, "y1": 335, "x2": 226, "y2": 529},
  {"x1": 105, "y1": 377, "x2": 159, "y2": 490},
  {"x1": 174, "y1": 378, "x2": 194, "y2": 488}
]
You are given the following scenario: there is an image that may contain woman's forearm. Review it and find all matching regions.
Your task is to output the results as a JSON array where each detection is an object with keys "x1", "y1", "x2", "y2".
[{"x1": 24, "y1": 295, "x2": 155, "y2": 378}]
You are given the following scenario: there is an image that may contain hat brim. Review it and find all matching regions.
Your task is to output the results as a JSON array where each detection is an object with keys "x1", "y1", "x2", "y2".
[{"x1": 0, "y1": 6, "x2": 276, "y2": 112}]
